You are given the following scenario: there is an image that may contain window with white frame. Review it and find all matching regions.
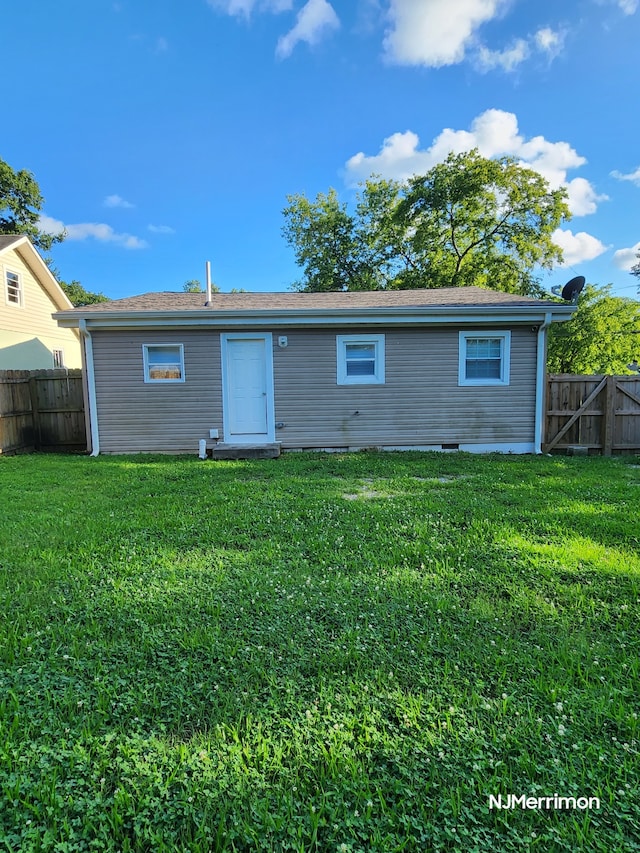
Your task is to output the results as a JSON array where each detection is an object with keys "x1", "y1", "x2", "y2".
[
  {"x1": 337, "y1": 334, "x2": 385, "y2": 385},
  {"x1": 458, "y1": 331, "x2": 511, "y2": 386},
  {"x1": 142, "y1": 344, "x2": 185, "y2": 383},
  {"x1": 53, "y1": 349, "x2": 65, "y2": 368},
  {"x1": 5, "y1": 270, "x2": 23, "y2": 306}
]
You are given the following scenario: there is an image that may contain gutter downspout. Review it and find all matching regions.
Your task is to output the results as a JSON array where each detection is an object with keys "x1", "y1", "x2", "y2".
[
  {"x1": 79, "y1": 319, "x2": 100, "y2": 456},
  {"x1": 534, "y1": 311, "x2": 552, "y2": 454}
]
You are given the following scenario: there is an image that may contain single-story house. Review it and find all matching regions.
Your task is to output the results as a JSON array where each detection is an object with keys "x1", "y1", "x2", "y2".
[
  {"x1": 53, "y1": 287, "x2": 574, "y2": 456},
  {"x1": 0, "y1": 235, "x2": 81, "y2": 370}
]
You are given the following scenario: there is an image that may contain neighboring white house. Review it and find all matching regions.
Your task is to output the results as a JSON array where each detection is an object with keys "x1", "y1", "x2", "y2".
[
  {"x1": 54, "y1": 288, "x2": 575, "y2": 456},
  {"x1": 0, "y1": 234, "x2": 81, "y2": 370}
]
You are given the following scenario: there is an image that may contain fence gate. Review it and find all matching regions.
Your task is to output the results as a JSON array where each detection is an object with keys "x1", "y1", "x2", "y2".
[{"x1": 544, "y1": 374, "x2": 640, "y2": 455}]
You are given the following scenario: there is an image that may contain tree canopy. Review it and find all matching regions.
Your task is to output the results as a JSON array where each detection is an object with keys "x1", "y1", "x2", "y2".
[
  {"x1": 183, "y1": 279, "x2": 221, "y2": 293},
  {"x1": 282, "y1": 150, "x2": 570, "y2": 296},
  {"x1": 547, "y1": 284, "x2": 640, "y2": 374},
  {"x1": 0, "y1": 156, "x2": 63, "y2": 252},
  {"x1": 59, "y1": 280, "x2": 110, "y2": 307}
]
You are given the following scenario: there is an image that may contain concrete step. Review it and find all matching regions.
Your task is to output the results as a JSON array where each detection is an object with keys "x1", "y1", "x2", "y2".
[{"x1": 207, "y1": 442, "x2": 281, "y2": 460}]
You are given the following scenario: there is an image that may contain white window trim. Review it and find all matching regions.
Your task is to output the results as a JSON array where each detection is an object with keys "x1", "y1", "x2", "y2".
[
  {"x1": 142, "y1": 343, "x2": 186, "y2": 384},
  {"x1": 5, "y1": 268, "x2": 24, "y2": 308},
  {"x1": 458, "y1": 331, "x2": 511, "y2": 386},
  {"x1": 52, "y1": 349, "x2": 65, "y2": 369},
  {"x1": 337, "y1": 334, "x2": 385, "y2": 385}
]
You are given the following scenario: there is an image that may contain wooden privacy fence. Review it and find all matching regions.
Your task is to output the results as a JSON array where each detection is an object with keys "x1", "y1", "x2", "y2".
[
  {"x1": 0, "y1": 369, "x2": 86, "y2": 454},
  {"x1": 545, "y1": 374, "x2": 640, "y2": 455},
  {"x1": 2, "y1": 369, "x2": 638, "y2": 457}
]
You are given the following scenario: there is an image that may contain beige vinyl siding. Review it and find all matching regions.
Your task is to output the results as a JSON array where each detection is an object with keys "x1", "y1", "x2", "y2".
[
  {"x1": 0, "y1": 249, "x2": 81, "y2": 368},
  {"x1": 272, "y1": 326, "x2": 538, "y2": 448},
  {"x1": 92, "y1": 330, "x2": 221, "y2": 453},
  {"x1": 91, "y1": 325, "x2": 537, "y2": 453}
]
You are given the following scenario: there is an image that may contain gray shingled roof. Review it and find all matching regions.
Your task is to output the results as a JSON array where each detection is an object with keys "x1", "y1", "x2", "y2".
[
  {"x1": 0, "y1": 234, "x2": 26, "y2": 252},
  {"x1": 58, "y1": 287, "x2": 560, "y2": 315}
]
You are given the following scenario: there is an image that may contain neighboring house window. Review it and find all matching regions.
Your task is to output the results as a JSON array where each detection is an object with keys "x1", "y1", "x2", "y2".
[
  {"x1": 337, "y1": 334, "x2": 385, "y2": 385},
  {"x1": 143, "y1": 344, "x2": 185, "y2": 382},
  {"x1": 5, "y1": 270, "x2": 23, "y2": 306},
  {"x1": 53, "y1": 349, "x2": 65, "y2": 368},
  {"x1": 459, "y1": 331, "x2": 511, "y2": 386}
]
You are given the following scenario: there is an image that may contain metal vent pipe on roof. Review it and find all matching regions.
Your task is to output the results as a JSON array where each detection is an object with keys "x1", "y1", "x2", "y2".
[{"x1": 205, "y1": 261, "x2": 212, "y2": 305}]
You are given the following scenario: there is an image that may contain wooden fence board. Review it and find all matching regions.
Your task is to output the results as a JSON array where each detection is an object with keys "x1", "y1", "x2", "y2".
[
  {"x1": 0, "y1": 369, "x2": 86, "y2": 454},
  {"x1": 545, "y1": 374, "x2": 640, "y2": 455}
]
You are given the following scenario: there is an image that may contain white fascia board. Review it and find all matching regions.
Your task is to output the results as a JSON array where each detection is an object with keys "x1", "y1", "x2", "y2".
[
  {"x1": 55, "y1": 304, "x2": 575, "y2": 330},
  {"x1": 13, "y1": 239, "x2": 75, "y2": 311}
]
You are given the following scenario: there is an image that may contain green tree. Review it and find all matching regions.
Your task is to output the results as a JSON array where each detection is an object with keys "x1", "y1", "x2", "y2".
[
  {"x1": 282, "y1": 189, "x2": 364, "y2": 291},
  {"x1": 397, "y1": 150, "x2": 569, "y2": 295},
  {"x1": 60, "y1": 280, "x2": 110, "y2": 307},
  {"x1": 183, "y1": 279, "x2": 220, "y2": 293},
  {"x1": 547, "y1": 284, "x2": 640, "y2": 374},
  {"x1": 282, "y1": 150, "x2": 570, "y2": 295},
  {"x1": 282, "y1": 181, "x2": 428, "y2": 292},
  {"x1": 0, "y1": 157, "x2": 64, "y2": 252}
]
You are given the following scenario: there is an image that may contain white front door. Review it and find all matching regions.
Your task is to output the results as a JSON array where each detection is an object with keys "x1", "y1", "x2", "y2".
[{"x1": 221, "y1": 333, "x2": 275, "y2": 443}]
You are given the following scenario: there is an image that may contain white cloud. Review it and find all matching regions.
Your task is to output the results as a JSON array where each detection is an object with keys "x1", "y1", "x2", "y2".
[
  {"x1": 38, "y1": 215, "x2": 67, "y2": 236},
  {"x1": 617, "y1": 0, "x2": 638, "y2": 14},
  {"x1": 383, "y1": 0, "x2": 506, "y2": 67},
  {"x1": 155, "y1": 36, "x2": 169, "y2": 52},
  {"x1": 346, "y1": 130, "x2": 422, "y2": 180},
  {"x1": 346, "y1": 110, "x2": 520, "y2": 183},
  {"x1": 564, "y1": 178, "x2": 608, "y2": 217},
  {"x1": 534, "y1": 26, "x2": 566, "y2": 57},
  {"x1": 276, "y1": 0, "x2": 340, "y2": 58},
  {"x1": 611, "y1": 165, "x2": 640, "y2": 186},
  {"x1": 104, "y1": 194, "x2": 134, "y2": 209},
  {"x1": 148, "y1": 224, "x2": 175, "y2": 234},
  {"x1": 207, "y1": 0, "x2": 292, "y2": 17},
  {"x1": 476, "y1": 38, "x2": 529, "y2": 72},
  {"x1": 552, "y1": 229, "x2": 609, "y2": 266},
  {"x1": 345, "y1": 108, "x2": 606, "y2": 217},
  {"x1": 475, "y1": 25, "x2": 567, "y2": 72},
  {"x1": 613, "y1": 241, "x2": 640, "y2": 270},
  {"x1": 38, "y1": 215, "x2": 148, "y2": 250},
  {"x1": 517, "y1": 136, "x2": 586, "y2": 184},
  {"x1": 382, "y1": 2, "x2": 566, "y2": 71}
]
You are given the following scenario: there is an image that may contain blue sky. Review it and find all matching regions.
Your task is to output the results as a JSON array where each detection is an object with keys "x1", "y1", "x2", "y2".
[{"x1": 4, "y1": 0, "x2": 639, "y2": 300}]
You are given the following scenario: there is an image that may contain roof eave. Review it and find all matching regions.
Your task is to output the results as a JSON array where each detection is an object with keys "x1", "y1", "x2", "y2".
[
  {"x1": 54, "y1": 302, "x2": 575, "y2": 329},
  {"x1": 1, "y1": 236, "x2": 74, "y2": 311}
]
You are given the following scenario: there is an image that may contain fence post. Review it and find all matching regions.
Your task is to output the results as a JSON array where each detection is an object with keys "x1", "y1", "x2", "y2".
[
  {"x1": 28, "y1": 377, "x2": 41, "y2": 451},
  {"x1": 603, "y1": 375, "x2": 615, "y2": 456}
]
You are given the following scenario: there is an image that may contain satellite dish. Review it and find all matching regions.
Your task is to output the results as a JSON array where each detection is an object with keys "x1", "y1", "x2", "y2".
[
  {"x1": 561, "y1": 275, "x2": 585, "y2": 302},
  {"x1": 550, "y1": 285, "x2": 563, "y2": 296}
]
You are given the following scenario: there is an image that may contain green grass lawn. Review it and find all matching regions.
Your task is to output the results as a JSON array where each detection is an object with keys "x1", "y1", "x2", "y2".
[{"x1": 0, "y1": 451, "x2": 639, "y2": 852}]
